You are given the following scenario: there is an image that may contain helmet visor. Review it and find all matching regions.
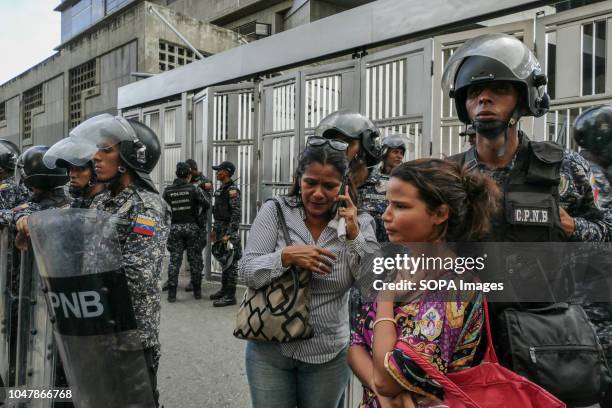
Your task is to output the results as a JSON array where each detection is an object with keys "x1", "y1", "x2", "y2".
[
  {"x1": 441, "y1": 33, "x2": 542, "y2": 95},
  {"x1": 43, "y1": 137, "x2": 95, "y2": 169},
  {"x1": 68, "y1": 114, "x2": 138, "y2": 152}
]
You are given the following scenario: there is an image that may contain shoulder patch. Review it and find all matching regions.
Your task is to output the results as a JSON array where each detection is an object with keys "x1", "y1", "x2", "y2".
[
  {"x1": 133, "y1": 215, "x2": 156, "y2": 236},
  {"x1": 558, "y1": 174, "x2": 569, "y2": 196},
  {"x1": 590, "y1": 173, "x2": 601, "y2": 205}
]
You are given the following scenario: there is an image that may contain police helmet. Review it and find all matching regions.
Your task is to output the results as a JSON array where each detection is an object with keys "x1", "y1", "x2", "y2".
[
  {"x1": 69, "y1": 114, "x2": 161, "y2": 193},
  {"x1": 314, "y1": 110, "x2": 382, "y2": 167},
  {"x1": 0, "y1": 139, "x2": 20, "y2": 172},
  {"x1": 211, "y1": 240, "x2": 235, "y2": 271},
  {"x1": 176, "y1": 161, "x2": 191, "y2": 178},
  {"x1": 381, "y1": 134, "x2": 407, "y2": 158},
  {"x1": 16, "y1": 145, "x2": 69, "y2": 190},
  {"x1": 442, "y1": 33, "x2": 550, "y2": 125},
  {"x1": 574, "y1": 105, "x2": 612, "y2": 160}
]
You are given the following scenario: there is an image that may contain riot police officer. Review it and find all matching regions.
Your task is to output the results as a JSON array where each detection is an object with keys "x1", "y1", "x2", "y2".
[
  {"x1": 0, "y1": 139, "x2": 28, "y2": 210},
  {"x1": 316, "y1": 109, "x2": 382, "y2": 189},
  {"x1": 360, "y1": 133, "x2": 406, "y2": 242},
  {"x1": 444, "y1": 33, "x2": 612, "y2": 404},
  {"x1": 210, "y1": 160, "x2": 241, "y2": 307},
  {"x1": 574, "y1": 105, "x2": 612, "y2": 210},
  {"x1": 43, "y1": 136, "x2": 105, "y2": 208},
  {"x1": 444, "y1": 33, "x2": 611, "y2": 242},
  {"x1": 13, "y1": 145, "x2": 72, "y2": 239},
  {"x1": 68, "y1": 114, "x2": 170, "y2": 407},
  {"x1": 163, "y1": 161, "x2": 209, "y2": 302},
  {"x1": 573, "y1": 105, "x2": 612, "y2": 382}
]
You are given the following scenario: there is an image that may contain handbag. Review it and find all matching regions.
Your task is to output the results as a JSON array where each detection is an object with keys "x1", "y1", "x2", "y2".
[
  {"x1": 400, "y1": 300, "x2": 566, "y2": 408},
  {"x1": 233, "y1": 198, "x2": 314, "y2": 342},
  {"x1": 496, "y1": 303, "x2": 611, "y2": 406}
]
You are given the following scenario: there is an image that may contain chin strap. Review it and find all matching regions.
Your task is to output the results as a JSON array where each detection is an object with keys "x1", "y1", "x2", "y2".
[{"x1": 472, "y1": 109, "x2": 521, "y2": 157}]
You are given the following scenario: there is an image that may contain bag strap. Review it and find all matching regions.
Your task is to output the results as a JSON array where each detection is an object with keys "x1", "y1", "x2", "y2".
[
  {"x1": 272, "y1": 198, "x2": 292, "y2": 246},
  {"x1": 267, "y1": 198, "x2": 300, "y2": 317},
  {"x1": 398, "y1": 299, "x2": 497, "y2": 408}
]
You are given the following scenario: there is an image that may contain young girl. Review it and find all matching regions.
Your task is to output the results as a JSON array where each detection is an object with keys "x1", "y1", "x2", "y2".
[{"x1": 348, "y1": 158, "x2": 499, "y2": 408}]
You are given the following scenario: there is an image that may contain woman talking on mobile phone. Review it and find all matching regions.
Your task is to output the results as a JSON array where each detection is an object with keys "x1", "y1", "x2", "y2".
[
  {"x1": 239, "y1": 138, "x2": 379, "y2": 408},
  {"x1": 348, "y1": 159, "x2": 499, "y2": 408}
]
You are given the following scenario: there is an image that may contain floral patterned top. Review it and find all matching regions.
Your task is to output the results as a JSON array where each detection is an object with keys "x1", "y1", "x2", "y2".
[{"x1": 350, "y1": 291, "x2": 484, "y2": 407}]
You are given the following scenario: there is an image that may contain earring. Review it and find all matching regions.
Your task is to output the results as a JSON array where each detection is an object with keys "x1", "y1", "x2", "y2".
[{"x1": 118, "y1": 166, "x2": 126, "y2": 173}]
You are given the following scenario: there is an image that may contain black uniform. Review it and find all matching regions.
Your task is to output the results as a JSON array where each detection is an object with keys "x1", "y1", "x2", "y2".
[
  {"x1": 163, "y1": 178, "x2": 209, "y2": 294},
  {"x1": 212, "y1": 180, "x2": 241, "y2": 298}
]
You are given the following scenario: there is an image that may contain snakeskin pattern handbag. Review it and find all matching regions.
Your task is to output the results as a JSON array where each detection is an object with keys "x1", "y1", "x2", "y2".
[{"x1": 233, "y1": 199, "x2": 314, "y2": 342}]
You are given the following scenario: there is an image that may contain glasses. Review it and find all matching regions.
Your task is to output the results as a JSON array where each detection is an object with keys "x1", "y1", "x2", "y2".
[{"x1": 306, "y1": 137, "x2": 348, "y2": 151}]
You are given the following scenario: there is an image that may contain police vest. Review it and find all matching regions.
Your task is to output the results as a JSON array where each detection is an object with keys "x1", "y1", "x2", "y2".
[
  {"x1": 163, "y1": 182, "x2": 199, "y2": 224},
  {"x1": 213, "y1": 182, "x2": 234, "y2": 222},
  {"x1": 450, "y1": 139, "x2": 566, "y2": 242}
]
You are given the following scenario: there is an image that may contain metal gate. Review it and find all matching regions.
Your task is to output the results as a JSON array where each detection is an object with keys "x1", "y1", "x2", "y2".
[
  {"x1": 535, "y1": 0, "x2": 612, "y2": 149},
  {"x1": 431, "y1": 20, "x2": 535, "y2": 158},
  {"x1": 194, "y1": 83, "x2": 258, "y2": 280},
  {"x1": 362, "y1": 40, "x2": 434, "y2": 161},
  {"x1": 122, "y1": 101, "x2": 186, "y2": 192}
]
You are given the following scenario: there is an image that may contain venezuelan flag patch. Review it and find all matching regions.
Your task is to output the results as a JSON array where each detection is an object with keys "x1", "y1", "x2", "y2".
[
  {"x1": 133, "y1": 215, "x2": 156, "y2": 237},
  {"x1": 12, "y1": 203, "x2": 29, "y2": 213}
]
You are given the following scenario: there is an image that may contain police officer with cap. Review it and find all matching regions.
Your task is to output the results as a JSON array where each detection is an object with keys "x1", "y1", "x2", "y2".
[
  {"x1": 43, "y1": 136, "x2": 105, "y2": 208},
  {"x1": 67, "y1": 114, "x2": 170, "y2": 406},
  {"x1": 444, "y1": 33, "x2": 612, "y2": 401},
  {"x1": 163, "y1": 161, "x2": 209, "y2": 302},
  {"x1": 0, "y1": 139, "x2": 29, "y2": 210},
  {"x1": 210, "y1": 160, "x2": 241, "y2": 307}
]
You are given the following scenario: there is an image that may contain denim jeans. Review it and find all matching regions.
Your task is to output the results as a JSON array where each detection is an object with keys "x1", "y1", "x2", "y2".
[{"x1": 245, "y1": 341, "x2": 350, "y2": 408}]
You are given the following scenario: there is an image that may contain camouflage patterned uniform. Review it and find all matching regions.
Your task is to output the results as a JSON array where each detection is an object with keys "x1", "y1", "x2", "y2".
[
  {"x1": 465, "y1": 133, "x2": 612, "y2": 242},
  {"x1": 212, "y1": 180, "x2": 241, "y2": 297},
  {"x1": 163, "y1": 179, "x2": 209, "y2": 292},
  {"x1": 358, "y1": 165, "x2": 390, "y2": 243},
  {"x1": 90, "y1": 185, "x2": 171, "y2": 364},
  {"x1": 578, "y1": 149, "x2": 612, "y2": 373},
  {"x1": 0, "y1": 175, "x2": 29, "y2": 210}
]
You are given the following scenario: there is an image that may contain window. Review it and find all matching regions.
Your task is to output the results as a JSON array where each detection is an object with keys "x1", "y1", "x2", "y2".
[
  {"x1": 23, "y1": 85, "x2": 43, "y2": 141},
  {"x1": 0, "y1": 102, "x2": 5, "y2": 122},
  {"x1": 546, "y1": 31, "x2": 557, "y2": 100},
  {"x1": 158, "y1": 40, "x2": 206, "y2": 72},
  {"x1": 69, "y1": 59, "x2": 97, "y2": 129},
  {"x1": 582, "y1": 20, "x2": 606, "y2": 96}
]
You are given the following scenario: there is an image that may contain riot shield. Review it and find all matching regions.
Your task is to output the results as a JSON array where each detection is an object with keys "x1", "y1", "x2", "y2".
[{"x1": 28, "y1": 208, "x2": 156, "y2": 408}]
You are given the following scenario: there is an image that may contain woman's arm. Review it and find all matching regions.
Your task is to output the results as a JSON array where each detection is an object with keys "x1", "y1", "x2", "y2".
[
  {"x1": 238, "y1": 200, "x2": 287, "y2": 289},
  {"x1": 372, "y1": 301, "x2": 408, "y2": 398}
]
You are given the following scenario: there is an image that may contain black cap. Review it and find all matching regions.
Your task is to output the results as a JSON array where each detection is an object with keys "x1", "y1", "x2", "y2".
[
  {"x1": 212, "y1": 161, "x2": 236, "y2": 176},
  {"x1": 176, "y1": 161, "x2": 191, "y2": 177}
]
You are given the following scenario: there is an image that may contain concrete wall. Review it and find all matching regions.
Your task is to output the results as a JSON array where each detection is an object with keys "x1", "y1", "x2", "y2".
[
  {"x1": 164, "y1": 0, "x2": 285, "y2": 24},
  {"x1": 0, "y1": 1, "x2": 243, "y2": 149},
  {"x1": 0, "y1": 97, "x2": 21, "y2": 147},
  {"x1": 144, "y1": 3, "x2": 246, "y2": 73},
  {"x1": 224, "y1": 1, "x2": 293, "y2": 34}
]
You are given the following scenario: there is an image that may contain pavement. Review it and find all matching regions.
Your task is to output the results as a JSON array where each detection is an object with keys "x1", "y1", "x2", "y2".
[{"x1": 158, "y1": 278, "x2": 250, "y2": 408}]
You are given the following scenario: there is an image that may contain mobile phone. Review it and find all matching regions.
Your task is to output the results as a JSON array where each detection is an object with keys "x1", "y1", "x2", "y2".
[{"x1": 330, "y1": 174, "x2": 349, "y2": 218}]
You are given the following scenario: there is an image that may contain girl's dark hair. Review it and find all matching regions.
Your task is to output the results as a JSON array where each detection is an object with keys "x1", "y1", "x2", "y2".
[
  {"x1": 288, "y1": 145, "x2": 356, "y2": 202},
  {"x1": 390, "y1": 159, "x2": 500, "y2": 241}
]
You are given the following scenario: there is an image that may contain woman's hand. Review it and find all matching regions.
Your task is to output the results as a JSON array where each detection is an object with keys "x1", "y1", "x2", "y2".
[
  {"x1": 336, "y1": 186, "x2": 359, "y2": 240},
  {"x1": 281, "y1": 245, "x2": 336, "y2": 275}
]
